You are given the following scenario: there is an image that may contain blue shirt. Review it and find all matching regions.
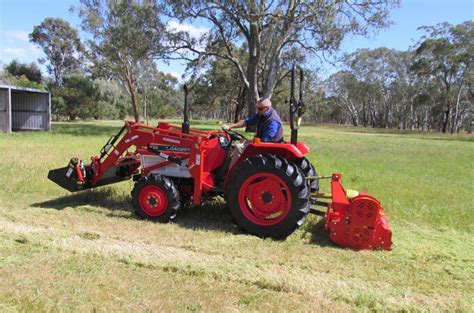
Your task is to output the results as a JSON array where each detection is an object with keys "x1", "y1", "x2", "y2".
[{"x1": 245, "y1": 110, "x2": 281, "y2": 142}]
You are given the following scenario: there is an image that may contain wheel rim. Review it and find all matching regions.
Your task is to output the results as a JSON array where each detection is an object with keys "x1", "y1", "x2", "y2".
[
  {"x1": 139, "y1": 185, "x2": 169, "y2": 217},
  {"x1": 238, "y1": 173, "x2": 292, "y2": 226}
]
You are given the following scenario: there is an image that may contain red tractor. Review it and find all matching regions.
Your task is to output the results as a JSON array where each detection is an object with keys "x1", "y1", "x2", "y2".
[{"x1": 49, "y1": 66, "x2": 392, "y2": 250}]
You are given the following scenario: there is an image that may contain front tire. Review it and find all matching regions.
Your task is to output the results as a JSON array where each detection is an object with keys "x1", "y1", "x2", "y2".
[
  {"x1": 226, "y1": 155, "x2": 310, "y2": 239},
  {"x1": 131, "y1": 174, "x2": 180, "y2": 222}
]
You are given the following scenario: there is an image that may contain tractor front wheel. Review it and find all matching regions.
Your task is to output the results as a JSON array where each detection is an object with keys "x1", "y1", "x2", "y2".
[
  {"x1": 132, "y1": 174, "x2": 180, "y2": 222},
  {"x1": 226, "y1": 155, "x2": 310, "y2": 239}
]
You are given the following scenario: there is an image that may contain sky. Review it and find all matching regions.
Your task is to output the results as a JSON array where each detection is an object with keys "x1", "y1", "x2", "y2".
[{"x1": 0, "y1": 0, "x2": 472, "y2": 79}]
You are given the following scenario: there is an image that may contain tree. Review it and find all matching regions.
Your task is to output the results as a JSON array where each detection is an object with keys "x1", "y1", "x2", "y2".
[
  {"x1": 94, "y1": 79, "x2": 130, "y2": 119},
  {"x1": 136, "y1": 60, "x2": 181, "y2": 122},
  {"x1": 345, "y1": 48, "x2": 415, "y2": 128},
  {"x1": 325, "y1": 71, "x2": 362, "y2": 126},
  {"x1": 30, "y1": 18, "x2": 84, "y2": 85},
  {"x1": 189, "y1": 52, "x2": 247, "y2": 122},
  {"x1": 54, "y1": 74, "x2": 100, "y2": 120},
  {"x1": 77, "y1": 0, "x2": 167, "y2": 122},
  {"x1": 411, "y1": 21, "x2": 473, "y2": 133},
  {"x1": 5, "y1": 60, "x2": 43, "y2": 83},
  {"x1": 168, "y1": 0, "x2": 399, "y2": 122}
]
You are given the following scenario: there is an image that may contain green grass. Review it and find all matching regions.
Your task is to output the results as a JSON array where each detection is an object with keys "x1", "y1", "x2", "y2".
[{"x1": 0, "y1": 120, "x2": 473, "y2": 312}]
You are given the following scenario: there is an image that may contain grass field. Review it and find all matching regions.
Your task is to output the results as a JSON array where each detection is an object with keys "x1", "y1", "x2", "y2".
[{"x1": 0, "y1": 120, "x2": 473, "y2": 312}]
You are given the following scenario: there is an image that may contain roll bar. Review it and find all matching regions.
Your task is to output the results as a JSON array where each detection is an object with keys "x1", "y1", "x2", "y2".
[{"x1": 289, "y1": 63, "x2": 306, "y2": 145}]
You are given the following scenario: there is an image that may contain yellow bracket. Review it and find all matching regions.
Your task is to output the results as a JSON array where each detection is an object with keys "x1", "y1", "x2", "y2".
[
  {"x1": 345, "y1": 189, "x2": 359, "y2": 199},
  {"x1": 310, "y1": 190, "x2": 359, "y2": 200}
]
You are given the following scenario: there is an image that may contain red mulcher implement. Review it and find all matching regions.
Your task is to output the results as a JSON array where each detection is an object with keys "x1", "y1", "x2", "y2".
[{"x1": 48, "y1": 65, "x2": 392, "y2": 251}]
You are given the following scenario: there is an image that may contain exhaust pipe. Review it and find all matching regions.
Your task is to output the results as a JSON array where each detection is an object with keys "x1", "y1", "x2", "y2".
[{"x1": 182, "y1": 84, "x2": 190, "y2": 134}]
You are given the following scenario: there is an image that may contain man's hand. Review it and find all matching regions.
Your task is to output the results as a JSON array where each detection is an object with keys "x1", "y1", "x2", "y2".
[{"x1": 223, "y1": 120, "x2": 245, "y2": 131}]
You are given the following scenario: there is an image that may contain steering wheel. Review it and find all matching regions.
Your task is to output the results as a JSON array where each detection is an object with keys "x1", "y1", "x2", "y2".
[{"x1": 222, "y1": 127, "x2": 248, "y2": 142}]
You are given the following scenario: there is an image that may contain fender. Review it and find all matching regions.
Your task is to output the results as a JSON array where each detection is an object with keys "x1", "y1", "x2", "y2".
[
  {"x1": 240, "y1": 141, "x2": 310, "y2": 161},
  {"x1": 224, "y1": 141, "x2": 311, "y2": 189}
]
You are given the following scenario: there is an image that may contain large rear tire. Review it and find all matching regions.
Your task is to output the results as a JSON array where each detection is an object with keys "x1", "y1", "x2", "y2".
[
  {"x1": 294, "y1": 157, "x2": 319, "y2": 192},
  {"x1": 226, "y1": 155, "x2": 310, "y2": 239},
  {"x1": 131, "y1": 174, "x2": 180, "y2": 222}
]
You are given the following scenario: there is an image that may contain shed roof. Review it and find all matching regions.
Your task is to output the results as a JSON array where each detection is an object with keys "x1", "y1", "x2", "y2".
[{"x1": 0, "y1": 84, "x2": 50, "y2": 94}]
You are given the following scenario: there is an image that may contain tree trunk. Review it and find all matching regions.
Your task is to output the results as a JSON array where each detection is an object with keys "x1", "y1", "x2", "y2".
[
  {"x1": 233, "y1": 87, "x2": 247, "y2": 122},
  {"x1": 262, "y1": 53, "x2": 281, "y2": 99},
  {"x1": 245, "y1": 22, "x2": 260, "y2": 132},
  {"x1": 342, "y1": 97, "x2": 359, "y2": 126},
  {"x1": 121, "y1": 60, "x2": 140, "y2": 122},
  {"x1": 441, "y1": 101, "x2": 451, "y2": 133},
  {"x1": 362, "y1": 101, "x2": 367, "y2": 127},
  {"x1": 451, "y1": 82, "x2": 464, "y2": 133},
  {"x1": 262, "y1": 0, "x2": 294, "y2": 98},
  {"x1": 129, "y1": 84, "x2": 140, "y2": 122}
]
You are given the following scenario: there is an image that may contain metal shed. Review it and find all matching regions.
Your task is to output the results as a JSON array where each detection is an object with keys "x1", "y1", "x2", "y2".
[{"x1": 0, "y1": 84, "x2": 51, "y2": 132}]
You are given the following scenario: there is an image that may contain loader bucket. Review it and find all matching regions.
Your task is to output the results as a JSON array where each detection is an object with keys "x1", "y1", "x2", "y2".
[
  {"x1": 47, "y1": 157, "x2": 86, "y2": 192},
  {"x1": 48, "y1": 156, "x2": 140, "y2": 192},
  {"x1": 324, "y1": 174, "x2": 392, "y2": 251},
  {"x1": 47, "y1": 166, "x2": 84, "y2": 192}
]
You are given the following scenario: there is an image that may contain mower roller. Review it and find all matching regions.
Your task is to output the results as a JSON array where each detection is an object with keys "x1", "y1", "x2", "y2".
[{"x1": 48, "y1": 65, "x2": 392, "y2": 251}]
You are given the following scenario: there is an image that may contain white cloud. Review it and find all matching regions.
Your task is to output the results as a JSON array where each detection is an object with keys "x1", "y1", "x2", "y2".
[
  {"x1": 0, "y1": 30, "x2": 43, "y2": 65},
  {"x1": 167, "y1": 71, "x2": 181, "y2": 79},
  {"x1": 3, "y1": 30, "x2": 30, "y2": 42},
  {"x1": 0, "y1": 46, "x2": 42, "y2": 62},
  {"x1": 166, "y1": 20, "x2": 208, "y2": 39}
]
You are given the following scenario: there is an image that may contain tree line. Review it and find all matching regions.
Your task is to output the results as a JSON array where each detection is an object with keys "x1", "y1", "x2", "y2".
[{"x1": 0, "y1": 0, "x2": 471, "y2": 133}]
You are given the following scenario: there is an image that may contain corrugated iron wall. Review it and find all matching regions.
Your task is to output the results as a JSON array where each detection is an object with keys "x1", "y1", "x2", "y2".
[
  {"x1": 11, "y1": 91, "x2": 49, "y2": 131},
  {"x1": 0, "y1": 89, "x2": 8, "y2": 132}
]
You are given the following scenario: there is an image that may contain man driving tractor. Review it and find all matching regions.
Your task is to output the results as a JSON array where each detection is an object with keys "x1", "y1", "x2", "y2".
[
  {"x1": 47, "y1": 64, "x2": 392, "y2": 250},
  {"x1": 223, "y1": 97, "x2": 284, "y2": 168}
]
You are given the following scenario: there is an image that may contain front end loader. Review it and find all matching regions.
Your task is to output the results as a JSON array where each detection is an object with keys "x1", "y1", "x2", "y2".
[{"x1": 48, "y1": 65, "x2": 392, "y2": 251}]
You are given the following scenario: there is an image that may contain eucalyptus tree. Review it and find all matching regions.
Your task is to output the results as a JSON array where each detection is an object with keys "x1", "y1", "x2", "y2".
[
  {"x1": 187, "y1": 44, "x2": 248, "y2": 122},
  {"x1": 167, "y1": 0, "x2": 400, "y2": 121},
  {"x1": 77, "y1": 0, "x2": 167, "y2": 122},
  {"x1": 411, "y1": 21, "x2": 473, "y2": 133},
  {"x1": 325, "y1": 71, "x2": 362, "y2": 126},
  {"x1": 345, "y1": 48, "x2": 416, "y2": 128},
  {"x1": 136, "y1": 60, "x2": 181, "y2": 122},
  {"x1": 30, "y1": 18, "x2": 84, "y2": 85}
]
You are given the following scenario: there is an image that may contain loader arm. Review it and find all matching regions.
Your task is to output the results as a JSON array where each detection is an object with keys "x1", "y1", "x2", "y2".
[
  {"x1": 48, "y1": 121, "x2": 205, "y2": 193},
  {"x1": 90, "y1": 121, "x2": 155, "y2": 186},
  {"x1": 91, "y1": 121, "x2": 204, "y2": 187}
]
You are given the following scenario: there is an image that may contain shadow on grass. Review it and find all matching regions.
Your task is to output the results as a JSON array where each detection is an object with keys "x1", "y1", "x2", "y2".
[
  {"x1": 301, "y1": 217, "x2": 338, "y2": 248},
  {"x1": 34, "y1": 188, "x2": 333, "y2": 246},
  {"x1": 174, "y1": 199, "x2": 239, "y2": 234},
  {"x1": 32, "y1": 188, "x2": 132, "y2": 213},
  {"x1": 33, "y1": 189, "x2": 239, "y2": 234},
  {"x1": 51, "y1": 123, "x2": 121, "y2": 137}
]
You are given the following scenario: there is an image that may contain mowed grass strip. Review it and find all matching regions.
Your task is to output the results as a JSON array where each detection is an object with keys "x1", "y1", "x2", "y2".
[{"x1": 0, "y1": 120, "x2": 473, "y2": 311}]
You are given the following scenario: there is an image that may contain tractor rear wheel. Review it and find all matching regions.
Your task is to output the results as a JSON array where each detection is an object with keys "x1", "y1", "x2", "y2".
[
  {"x1": 226, "y1": 155, "x2": 310, "y2": 239},
  {"x1": 294, "y1": 157, "x2": 319, "y2": 192},
  {"x1": 132, "y1": 174, "x2": 180, "y2": 222}
]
